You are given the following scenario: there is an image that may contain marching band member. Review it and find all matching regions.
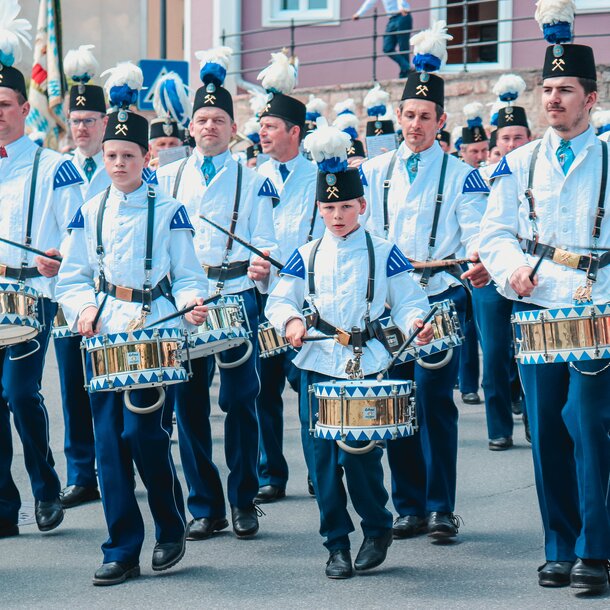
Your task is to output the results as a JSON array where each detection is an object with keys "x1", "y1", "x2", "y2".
[
  {"x1": 305, "y1": 93, "x2": 327, "y2": 134},
  {"x1": 156, "y1": 47, "x2": 279, "y2": 541},
  {"x1": 0, "y1": 2, "x2": 83, "y2": 539},
  {"x1": 265, "y1": 121, "x2": 432, "y2": 578},
  {"x1": 480, "y1": 0, "x2": 610, "y2": 594},
  {"x1": 332, "y1": 104, "x2": 366, "y2": 167},
  {"x1": 359, "y1": 21, "x2": 490, "y2": 541},
  {"x1": 56, "y1": 61, "x2": 208, "y2": 585},
  {"x1": 56, "y1": 43, "x2": 109, "y2": 509},
  {"x1": 254, "y1": 51, "x2": 322, "y2": 503},
  {"x1": 592, "y1": 107, "x2": 610, "y2": 142}
]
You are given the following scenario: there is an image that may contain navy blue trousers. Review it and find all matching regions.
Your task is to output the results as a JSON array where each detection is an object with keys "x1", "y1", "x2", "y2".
[
  {"x1": 387, "y1": 286, "x2": 467, "y2": 516},
  {"x1": 513, "y1": 301, "x2": 610, "y2": 561},
  {"x1": 471, "y1": 283, "x2": 514, "y2": 440},
  {"x1": 0, "y1": 298, "x2": 61, "y2": 529},
  {"x1": 383, "y1": 13, "x2": 412, "y2": 74},
  {"x1": 54, "y1": 335, "x2": 96, "y2": 487},
  {"x1": 458, "y1": 315, "x2": 480, "y2": 394},
  {"x1": 300, "y1": 370, "x2": 393, "y2": 551},
  {"x1": 89, "y1": 377, "x2": 186, "y2": 564},
  {"x1": 175, "y1": 289, "x2": 260, "y2": 518}
]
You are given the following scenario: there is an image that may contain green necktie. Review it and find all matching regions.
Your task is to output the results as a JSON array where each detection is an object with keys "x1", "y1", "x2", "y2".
[
  {"x1": 83, "y1": 157, "x2": 96, "y2": 182},
  {"x1": 202, "y1": 157, "x2": 216, "y2": 185},
  {"x1": 406, "y1": 153, "x2": 420, "y2": 184},
  {"x1": 556, "y1": 139, "x2": 575, "y2": 175}
]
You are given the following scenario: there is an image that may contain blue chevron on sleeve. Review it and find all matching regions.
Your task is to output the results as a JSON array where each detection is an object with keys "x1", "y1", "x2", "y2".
[
  {"x1": 67, "y1": 207, "x2": 85, "y2": 230},
  {"x1": 53, "y1": 159, "x2": 84, "y2": 190},
  {"x1": 280, "y1": 249, "x2": 305, "y2": 279},
  {"x1": 142, "y1": 167, "x2": 158, "y2": 185},
  {"x1": 386, "y1": 244, "x2": 414, "y2": 277},
  {"x1": 358, "y1": 165, "x2": 368, "y2": 187},
  {"x1": 489, "y1": 156, "x2": 512, "y2": 179},
  {"x1": 462, "y1": 168, "x2": 490, "y2": 194},
  {"x1": 258, "y1": 177, "x2": 279, "y2": 200},
  {"x1": 170, "y1": 205, "x2": 194, "y2": 231}
]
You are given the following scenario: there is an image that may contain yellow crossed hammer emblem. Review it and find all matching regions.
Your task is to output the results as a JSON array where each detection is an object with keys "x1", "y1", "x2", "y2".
[
  {"x1": 0, "y1": 73, "x2": 3, "y2": 84},
  {"x1": 204, "y1": 93, "x2": 217, "y2": 104},
  {"x1": 416, "y1": 84, "x2": 429, "y2": 96},
  {"x1": 76, "y1": 95, "x2": 86, "y2": 106},
  {"x1": 326, "y1": 186, "x2": 340, "y2": 199},
  {"x1": 115, "y1": 123, "x2": 128, "y2": 136},
  {"x1": 263, "y1": 103, "x2": 272, "y2": 114},
  {"x1": 474, "y1": 132, "x2": 482, "y2": 142},
  {"x1": 504, "y1": 112, "x2": 514, "y2": 122},
  {"x1": 348, "y1": 145, "x2": 355, "y2": 155},
  {"x1": 552, "y1": 58, "x2": 565, "y2": 72}
]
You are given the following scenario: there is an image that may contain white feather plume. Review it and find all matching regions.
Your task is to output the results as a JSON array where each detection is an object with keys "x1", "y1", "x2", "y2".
[
  {"x1": 194, "y1": 46, "x2": 233, "y2": 70},
  {"x1": 333, "y1": 98, "x2": 356, "y2": 116},
  {"x1": 535, "y1": 0, "x2": 575, "y2": 28},
  {"x1": 28, "y1": 130, "x2": 46, "y2": 145},
  {"x1": 64, "y1": 45, "x2": 99, "y2": 83},
  {"x1": 306, "y1": 94, "x2": 327, "y2": 115},
  {"x1": 243, "y1": 117, "x2": 260, "y2": 137},
  {"x1": 488, "y1": 100, "x2": 507, "y2": 123},
  {"x1": 463, "y1": 102, "x2": 485, "y2": 122},
  {"x1": 592, "y1": 109, "x2": 610, "y2": 129},
  {"x1": 411, "y1": 20, "x2": 453, "y2": 66},
  {"x1": 451, "y1": 125, "x2": 463, "y2": 142},
  {"x1": 152, "y1": 71, "x2": 191, "y2": 125},
  {"x1": 304, "y1": 118, "x2": 351, "y2": 163},
  {"x1": 0, "y1": 0, "x2": 31, "y2": 66},
  {"x1": 248, "y1": 90, "x2": 268, "y2": 116},
  {"x1": 257, "y1": 51, "x2": 297, "y2": 95},
  {"x1": 332, "y1": 113, "x2": 359, "y2": 132},
  {"x1": 363, "y1": 83, "x2": 390, "y2": 111},
  {"x1": 492, "y1": 73, "x2": 526, "y2": 100},
  {"x1": 101, "y1": 61, "x2": 144, "y2": 97}
]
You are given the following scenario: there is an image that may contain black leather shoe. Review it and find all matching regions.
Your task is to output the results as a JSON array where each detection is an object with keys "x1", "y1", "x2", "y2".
[
  {"x1": 570, "y1": 558, "x2": 610, "y2": 594},
  {"x1": 523, "y1": 412, "x2": 531, "y2": 444},
  {"x1": 427, "y1": 512, "x2": 461, "y2": 540},
  {"x1": 392, "y1": 515, "x2": 428, "y2": 539},
  {"x1": 92, "y1": 561, "x2": 140, "y2": 586},
  {"x1": 231, "y1": 505, "x2": 260, "y2": 538},
  {"x1": 461, "y1": 392, "x2": 481, "y2": 405},
  {"x1": 254, "y1": 485, "x2": 286, "y2": 504},
  {"x1": 511, "y1": 399, "x2": 523, "y2": 415},
  {"x1": 186, "y1": 517, "x2": 229, "y2": 540},
  {"x1": 325, "y1": 549, "x2": 353, "y2": 579},
  {"x1": 488, "y1": 437, "x2": 514, "y2": 451},
  {"x1": 152, "y1": 535, "x2": 186, "y2": 571},
  {"x1": 35, "y1": 498, "x2": 64, "y2": 532},
  {"x1": 0, "y1": 524, "x2": 19, "y2": 538},
  {"x1": 537, "y1": 561, "x2": 573, "y2": 587},
  {"x1": 307, "y1": 475, "x2": 315, "y2": 497},
  {"x1": 354, "y1": 531, "x2": 393, "y2": 571},
  {"x1": 60, "y1": 485, "x2": 100, "y2": 508}
]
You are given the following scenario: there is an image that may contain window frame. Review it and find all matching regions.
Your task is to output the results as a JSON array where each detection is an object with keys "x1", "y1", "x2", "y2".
[
  {"x1": 576, "y1": 0, "x2": 609, "y2": 14},
  {"x1": 261, "y1": 0, "x2": 341, "y2": 27}
]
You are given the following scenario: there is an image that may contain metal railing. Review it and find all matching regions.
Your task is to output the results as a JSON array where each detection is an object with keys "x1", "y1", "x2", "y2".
[{"x1": 221, "y1": 0, "x2": 608, "y2": 83}]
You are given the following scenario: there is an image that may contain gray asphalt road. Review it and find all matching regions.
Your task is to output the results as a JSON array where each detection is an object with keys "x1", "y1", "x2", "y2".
[{"x1": 1, "y1": 346, "x2": 608, "y2": 609}]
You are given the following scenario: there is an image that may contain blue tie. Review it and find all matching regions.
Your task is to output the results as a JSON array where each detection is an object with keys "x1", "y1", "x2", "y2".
[
  {"x1": 278, "y1": 163, "x2": 290, "y2": 182},
  {"x1": 406, "y1": 153, "x2": 420, "y2": 184},
  {"x1": 83, "y1": 157, "x2": 96, "y2": 182},
  {"x1": 202, "y1": 157, "x2": 216, "y2": 185},
  {"x1": 556, "y1": 139, "x2": 575, "y2": 175}
]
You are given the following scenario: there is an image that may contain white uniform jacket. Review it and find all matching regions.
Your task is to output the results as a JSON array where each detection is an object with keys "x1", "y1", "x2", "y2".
[
  {"x1": 68, "y1": 149, "x2": 111, "y2": 201},
  {"x1": 479, "y1": 126, "x2": 610, "y2": 307},
  {"x1": 265, "y1": 226, "x2": 430, "y2": 378},
  {"x1": 55, "y1": 183, "x2": 207, "y2": 334}
]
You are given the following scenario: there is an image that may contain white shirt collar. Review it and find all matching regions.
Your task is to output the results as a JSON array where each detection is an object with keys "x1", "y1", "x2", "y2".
[
  {"x1": 548, "y1": 125, "x2": 595, "y2": 159},
  {"x1": 323, "y1": 224, "x2": 366, "y2": 245},
  {"x1": 194, "y1": 147, "x2": 231, "y2": 171},
  {"x1": 110, "y1": 181, "x2": 148, "y2": 204},
  {"x1": 271, "y1": 153, "x2": 300, "y2": 172},
  {"x1": 4, "y1": 135, "x2": 33, "y2": 158},
  {"x1": 398, "y1": 140, "x2": 441, "y2": 162}
]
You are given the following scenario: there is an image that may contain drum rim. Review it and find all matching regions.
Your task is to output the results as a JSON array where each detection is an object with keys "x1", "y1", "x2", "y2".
[
  {"x1": 514, "y1": 303, "x2": 610, "y2": 322},
  {"x1": 85, "y1": 326, "x2": 185, "y2": 348},
  {"x1": 0, "y1": 282, "x2": 39, "y2": 297}
]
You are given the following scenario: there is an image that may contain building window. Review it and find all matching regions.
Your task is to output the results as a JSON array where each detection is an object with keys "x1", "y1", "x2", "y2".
[
  {"x1": 430, "y1": 0, "x2": 512, "y2": 71},
  {"x1": 576, "y1": 0, "x2": 609, "y2": 13},
  {"x1": 262, "y1": 0, "x2": 340, "y2": 26}
]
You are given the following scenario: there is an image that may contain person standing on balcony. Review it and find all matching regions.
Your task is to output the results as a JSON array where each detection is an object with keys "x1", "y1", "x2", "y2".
[{"x1": 352, "y1": 1, "x2": 413, "y2": 79}]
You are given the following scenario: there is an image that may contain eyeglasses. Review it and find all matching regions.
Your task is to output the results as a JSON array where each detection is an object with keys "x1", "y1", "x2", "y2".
[{"x1": 69, "y1": 118, "x2": 101, "y2": 127}]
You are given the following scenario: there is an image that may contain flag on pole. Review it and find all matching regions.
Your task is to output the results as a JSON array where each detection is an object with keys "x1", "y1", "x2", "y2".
[{"x1": 25, "y1": 0, "x2": 66, "y2": 150}]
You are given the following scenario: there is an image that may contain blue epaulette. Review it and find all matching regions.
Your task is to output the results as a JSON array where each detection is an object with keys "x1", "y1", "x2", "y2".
[
  {"x1": 281, "y1": 249, "x2": 305, "y2": 279},
  {"x1": 67, "y1": 207, "x2": 85, "y2": 230},
  {"x1": 142, "y1": 167, "x2": 158, "y2": 185},
  {"x1": 489, "y1": 156, "x2": 512, "y2": 180},
  {"x1": 386, "y1": 245, "x2": 414, "y2": 277},
  {"x1": 462, "y1": 168, "x2": 490, "y2": 194},
  {"x1": 358, "y1": 165, "x2": 368, "y2": 187},
  {"x1": 170, "y1": 205, "x2": 194, "y2": 232},
  {"x1": 53, "y1": 159, "x2": 84, "y2": 190},
  {"x1": 258, "y1": 177, "x2": 279, "y2": 200}
]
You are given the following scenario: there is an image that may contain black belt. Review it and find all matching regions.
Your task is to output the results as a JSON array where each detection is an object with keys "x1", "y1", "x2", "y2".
[
  {"x1": 311, "y1": 314, "x2": 382, "y2": 347},
  {"x1": 522, "y1": 239, "x2": 610, "y2": 273},
  {"x1": 0, "y1": 264, "x2": 43, "y2": 280},
  {"x1": 204, "y1": 260, "x2": 249, "y2": 281},
  {"x1": 98, "y1": 276, "x2": 172, "y2": 304}
]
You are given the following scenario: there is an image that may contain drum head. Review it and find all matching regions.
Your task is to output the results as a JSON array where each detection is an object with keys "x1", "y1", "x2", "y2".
[{"x1": 0, "y1": 321, "x2": 40, "y2": 346}]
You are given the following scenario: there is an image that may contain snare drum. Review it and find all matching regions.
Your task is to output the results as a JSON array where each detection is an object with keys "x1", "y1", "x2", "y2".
[
  {"x1": 52, "y1": 305, "x2": 75, "y2": 339},
  {"x1": 258, "y1": 309, "x2": 315, "y2": 358},
  {"x1": 380, "y1": 299, "x2": 463, "y2": 369},
  {"x1": 311, "y1": 379, "x2": 416, "y2": 447},
  {"x1": 513, "y1": 303, "x2": 610, "y2": 364},
  {"x1": 0, "y1": 282, "x2": 41, "y2": 346}
]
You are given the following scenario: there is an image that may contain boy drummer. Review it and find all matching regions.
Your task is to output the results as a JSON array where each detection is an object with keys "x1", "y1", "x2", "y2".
[{"x1": 265, "y1": 122, "x2": 433, "y2": 579}]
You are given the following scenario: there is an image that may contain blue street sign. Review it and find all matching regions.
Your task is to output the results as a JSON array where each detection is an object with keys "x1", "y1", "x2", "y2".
[{"x1": 138, "y1": 59, "x2": 189, "y2": 111}]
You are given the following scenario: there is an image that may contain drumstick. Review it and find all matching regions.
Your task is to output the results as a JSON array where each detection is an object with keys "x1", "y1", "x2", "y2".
[
  {"x1": 0, "y1": 236, "x2": 62, "y2": 262},
  {"x1": 199, "y1": 215, "x2": 285, "y2": 270},
  {"x1": 91, "y1": 293, "x2": 108, "y2": 332},
  {"x1": 517, "y1": 246, "x2": 547, "y2": 300},
  {"x1": 142, "y1": 293, "x2": 222, "y2": 329},
  {"x1": 409, "y1": 257, "x2": 479, "y2": 270},
  {"x1": 301, "y1": 335, "x2": 335, "y2": 342},
  {"x1": 376, "y1": 305, "x2": 439, "y2": 382}
]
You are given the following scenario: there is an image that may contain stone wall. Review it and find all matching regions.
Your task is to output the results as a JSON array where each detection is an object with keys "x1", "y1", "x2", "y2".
[{"x1": 233, "y1": 65, "x2": 610, "y2": 142}]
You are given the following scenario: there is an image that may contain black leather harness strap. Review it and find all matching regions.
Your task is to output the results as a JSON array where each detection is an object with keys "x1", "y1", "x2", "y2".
[
  {"x1": 382, "y1": 151, "x2": 399, "y2": 235},
  {"x1": 172, "y1": 157, "x2": 190, "y2": 199}
]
